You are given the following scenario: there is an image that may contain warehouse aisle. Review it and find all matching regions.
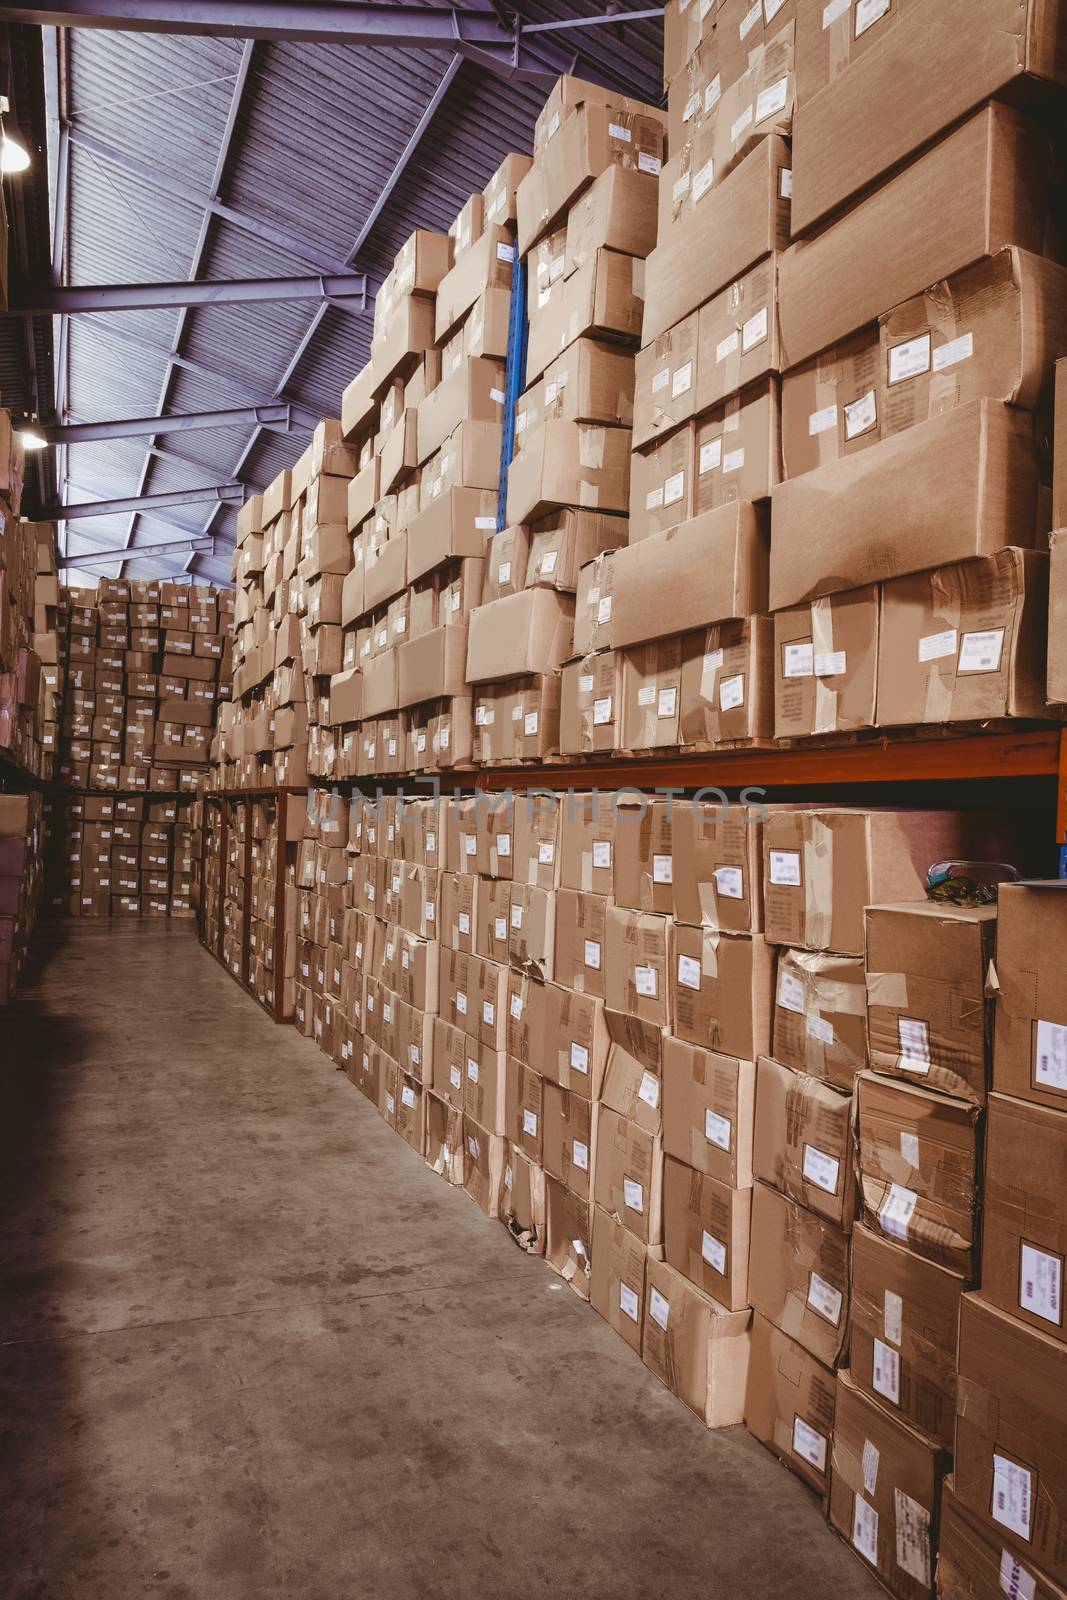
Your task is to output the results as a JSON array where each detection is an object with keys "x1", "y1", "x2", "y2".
[{"x1": 1, "y1": 926, "x2": 879, "y2": 1600}]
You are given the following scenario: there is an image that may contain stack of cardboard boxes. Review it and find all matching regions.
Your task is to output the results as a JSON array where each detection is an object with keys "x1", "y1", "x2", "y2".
[
  {"x1": 0, "y1": 791, "x2": 44, "y2": 1003},
  {"x1": 46, "y1": 791, "x2": 204, "y2": 919},
  {"x1": 199, "y1": 793, "x2": 304, "y2": 1017},
  {"x1": 1, "y1": 518, "x2": 59, "y2": 781}
]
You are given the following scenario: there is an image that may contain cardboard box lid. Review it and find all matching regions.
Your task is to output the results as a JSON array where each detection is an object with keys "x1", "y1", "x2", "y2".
[{"x1": 612, "y1": 500, "x2": 769, "y2": 648}]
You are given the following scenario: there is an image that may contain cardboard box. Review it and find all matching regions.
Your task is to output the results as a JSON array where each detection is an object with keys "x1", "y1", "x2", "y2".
[
  {"x1": 938, "y1": 1479, "x2": 1067, "y2": 1600},
  {"x1": 1051, "y1": 531, "x2": 1067, "y2": 706},
  {"x1": 828, "y1": 1371, "x2": 949, "y2": 1600},
  {"x1": 629, "y1": 423, "x2": 695, "y2": 542},
  {"x1": 564, "y1": 163, "x2": 659, "y2": 277},
  {"x1": 560, "y1": 651, "x2": 622, "y2": 757},
  {"x1": 533, "y1": 75, "x2": 666, "y2": 153},
  {"x1": 602, "y1": 906, "x2": 670, "y2": 1029},
  {"x1": 662, "y1": 1155, "x2": 751, "y2": 1311},
  {"x1": 877, "y1": 549, "x2": 1050, "y2": 726},
  {"x1": 779, "y1": 105, "x2": 1055, "y2": 369},
  {"x1": 397, "y1": 624, "x2": 468, "y2": 709},
  {"x1": 465, "y1": 589, "x2": 574, "y2": 684},
  {"x1": 434, "y1": 225, "x2": 514, "y2": 343},
  {"x1": 753, "y1": 1054, "x2": 854, "y2": 1230},
  {"x1": 462, "y1": 1115, "x2": 506, "y2": 1218},
  {"x1": 856, "y1": 1072, "x2": 981, "y2": 1276},
  {"x1": 611, "y1": 502, "x2": 769, "y2": 646},
  {"x1": 500, "y1": 1143, "x2": 546, "y2": 1254},
  {"x1": 982, "y1": 1093, "x2": 1066, "y2": 1344},
  {"x1": 643, "y1": 1256, "x2": 751, "y2": 1427},
  {"x1": 993, "y1": 881, "x2": 1067, "y2": 1112},
  {"x1": 525, "y1": 248, "x2": 644, "y2": 386},
  {"x1": 600, "y1": 1009, "x2": 667, "y2": 1133},
  {"x1": 590, "y1": 1204, "x2": 647, "y2": 1351},
  {"x1": 633, "y1": 313, "x2": 699, "y2": 449},
  {"x1": 866, "y1": 902, "x2": 995, "y2": 1104},
  {"x1": 772, "y1": 947, "x2": 867, "y2": 1091},
  {"x1": 544, "y1": 1175, "x2": 592, "y2": 1298},
  {"x1": 661, "y1": 1039, "x2": 755, "y2": 1190},
  {"x1": 677, "y1": 615, "x2": 775, "y2": 748},
  {"x1": 791, "y1": 0, "x2": 1066, "y2": 237},
  {"x1": 744, "y1": 1312, "x2": 836, "y2": 1495},
  {"x1": 671, "y1": 798, "x2": 762, "y2": 934},
  {"x1": 506, "y1": 419, "x2": 631, "y2": 526},
  {"x1": 405, "y1": 486, "x2": 497, "y2": 583},
  {"x1": 955, "y1": 1293, "x2": 1067, "y2": 1585},
  {"x1": 416, "y1": 356, "x2": 506, "y2": 463},
  {"x1": 517, "y1": 102, "x2": 666, "y2": 255},
  {"x1": 553, "y1": 888, "x2": 608, "y2": 999},
  {"x1": 849, "y1": 1222, "x2": 965, "y2": 1452},
  {"x1": 693, "y1": 379, "x2": 780, "y2": 513},
  {"x1": 619, "y1": 636, "x2": 684, "y2": 752},
  {"x1": 670, "y1": 926, "x2": 773, "y2": 1062},
  {"x1": 748, "y1": 1180, "x2": 849, "y2": 1368},
  {"x1": 542, "y1": 1083, "x2": 596, "y2": 1200},
  {"x1": 593, "y1": 1105, "x2": 662, "y2": 1246},
  {"x1": 525, "y1": 507, "x2": 625, "y2": 594},
  {"x1": 610, "y1": 795, "x2": 674, "y2": 915},
  {"x1": 696, "y1": 254, "x2": 782, "y2": 415},
  {"x1": 539, "y1": 339, "x2": 636, "y2": 432},
  {"x1": 774, "y1": 587, "x2": 879, "y2": 738},
  {"x1": 780, "y1": 325, "x2": 882, "y2": 480}
]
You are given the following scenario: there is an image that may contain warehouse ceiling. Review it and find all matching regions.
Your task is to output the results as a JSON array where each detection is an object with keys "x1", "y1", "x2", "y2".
[{"x1": 0, "y1": 4, "x2": 663, "y2": 584}]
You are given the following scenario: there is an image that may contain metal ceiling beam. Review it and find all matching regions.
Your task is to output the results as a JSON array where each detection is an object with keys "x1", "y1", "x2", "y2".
[
  {"x1": 41, "y1": 403, "x2": 292, "y2": 443},
  {"x1": 43, "y1": 484, "x2": 245, "y2": 519},
  {"x1": 59, "y1": 536, "x2": 215, "y2": 567},
  {"x1": 13, "y1": 273, "x2": 368, "y2": 315}
]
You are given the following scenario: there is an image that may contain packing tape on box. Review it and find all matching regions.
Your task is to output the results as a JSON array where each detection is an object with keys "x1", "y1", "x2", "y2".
[
  {"x1": 923, "y1": 567, "x2": 963, "y2": 723},
  {"x1": 791, "y1": 949, "x2": 867, "y2": 1014},
  {"x1": 866, "y1": 969, "x2": 911, "y2": 1009},
  {"x1": 803, "y1": 816, "x2": 834, "y2": 951},
  {"x1": 811, "y1": 598, "x2": 839, "y2": 735},
  {"x1": 701, "y1": 928, "x2": 720, "y2": 979}
]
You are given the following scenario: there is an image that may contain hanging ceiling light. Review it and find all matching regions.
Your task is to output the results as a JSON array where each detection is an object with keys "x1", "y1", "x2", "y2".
[
  {"x1": 0, "y1": 129, "x2": 30, "y2": 174},
  {"x1": 20, "y1": 427, "x2": 48, "y2": 450}
]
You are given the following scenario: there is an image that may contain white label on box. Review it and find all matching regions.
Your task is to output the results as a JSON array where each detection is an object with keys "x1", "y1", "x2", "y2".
[
  {"x1": 466, "y1": 1057, "x2": 479, "y2": 1084},
  {"x1": 778, "y1": 970, "x2": 806, "y2": 1014},
  {"x1": 653, "y1": 853, "x2": 673, "y2": 884},
  {"x1": 646, "y1": 486, "x2": 664, "y2": 511},
  {"x1": 853, "y1": 1495, "x2": 880, "y2": 1566},
  {"x1": 1000, "y1": 1551, "x2": 1038, "y2": 1600},
  {"x1": 608, "y1": 122, "x2": 632, "y2": 142},
  {"x1": 467, "y1": 1133, "x2": 480, "y2": 1160},
  {"x1": 742, "y1": 306, "x2": 768, "y2": 352},
  {"x1": 1019, "y1": 1242, "x2": 1062, "y2": 1325},
  {"x1": 692, "y1": 156, "x2": 715, "y2": 201},
  {"x1": 809, "y1": 403, "x2": 838, "y2": 436},
  {"x1": 638, "y1": 150, "x2": 662, "y2": 175},
  {"x1": 456, "y1": 990, "x2": 468, "y2": 1015},
  {"x1": 638, "y1": 684, "x2": 657, "y2": 707},
  {"x1": 544, "y1": 379, "x2": 558, "y2": 404},
  {"x1": 475, "y1": 515, "x2": 496, "y2": 530},
  {"x1": 638, "y1": 1071, "x2": 661, "y2": 1109},
  {"x1": 919, "y1": 628, "x2": 958, "y2": 662},
  {"x1": 888, "y1": 333, "x2": 931, "y2": 384},
  {"x1": 592, "y1": 840, "x2": 612, "y2": 870},
  {"x1": 699, "y1": 437, "x2": 723, "y2": 474},
  {"x1": 873, "y1": 1337, "x2": 900, "y2": 1405},
  {"x1": 792, "y1": 1417, "x2": 827, "y2": 1473},
  {"x1": 634, "y1": 964, "x2": 658, "y2": 998},
  {"x1": 652, "y1": 365, "x2": 670, "y2": 393},
  {"x1": 769, "y1": 849, "x2": 801, "y2": 885},
  {"x1": 739, "y1": 0, "x2": 762, "y2": 37},
  {"x1": 385, "y1": 1094, "x2": 396, "y2": 1116},
  {"x1": 584, "y1": 939, "x2": 602, "y2": 970},
  {"x1": 510, "y1": 992, "x2": 523, "y2": 1020},
  {"x1": 900, "y1": 1131, "x2": 920, "y2": 1168},
  {"x1": 807, "y1": 1012, "x2": 835, "y2": 1045},
  {"x1": 993, "y1": 1456, "x2": 1034, "y2": 1540},
  {"x1": 884, "y1": 1288, "x2": 904, "y2": 1345},
  {"x1": 764, "y1": 0, "x2": 786, "y2": 20},
  {"x1": 716, "y1": 330, "x2": 740, "y2": 363},
  {"x1": 808, "y1": 1271, "x2": 844, "y2": 1326},
  {"x1": 855, "y1": 0, "x2": 890, "y2": 35},
  {"x1": 959, "y1": 628, "x2": 1004, "y2": 674},
  {"x1": 658, "y1": 687, "x2": 678, "y2": 717},
  {"x1": 649, "y1": 1286, "x2": 670, "y2": 1331},
  {"x1": 498, "y1": 560, "x2": 512, "y2": 584},
  {"x1": 593, "y1": 695, "x2": 613, "y2": 726},
  {"x1": 861, "y1": 1439, "x2": 880, "y2": 1495},
  {"x1": 705, "y1": 1109, "x2": 732, "y2": 1150},
  {"x1": 401, "y1": 1085, "x2": 416, "y2": 1110},
  {"x1": 570, "y1": 1042, "x2": 589, "y2": 1074},
  {"x1": 494, "y1": 915, "x2": 508, "y2": 941},
  {"x1": 898, "y1": 1017, "x2": 931, "y2": 1072},
  {"x1": 934, "y1": 330, "x2": 974, "y2": 371},
  {"x1": 756, "y1": 75, "x2": 789, "y2": 123},
  {"x1": 1035, "y1": 1019, "x2": 1067, "y2": 1088},
  {"x1": 678, "y1": 954, "x2": 702, "y2": 991},
  {"x1": 619, "y1": 1283, "x2": 640, "y2": 1321},
  {"x1": 511, "y1": 904, "x2": 523, "y2": 929},
  {"x1": 704, "y1": 73, "x2": 721, "y2": 111},
  {"x1": 624, "y1": 1178, "x2": 644, "y2": 1213},
  {"x1": 597, "y1": 595, "x2": 613, "y2": 624},
  {"x1": 823, "y1": 0, "x2": 851, "y2": 23},
  {"x1": 458, "y1": 911, "x2": 471, "y2": 934},
  {"x1": 504, "y1": 1163, "x2": 513, "y2": 1192},
  {"x1": 663, "y1": 471, "x2": 685, "y2": 507},
  {"x1": 879, "y1": 1182, "x2": 917, "y2": 1242},
  {"x1": 539, "y1": 549, "x2": 558, "y2": 575},
  {"x1": 803, "y1": 1145, "x2": 840, "y2": 1194},
  {"x1": 538, "y1": 842, "x2": 555, "y2": 863},
  {"x1": 683, "y1": 89, "x2": 700, "y2": 123},
  {"x1": 844, "y1": 388, "x2": 877, "y2": 438},
  {"x1": 496, "y1": 832, "x2": 511, "y2": 857},
  {"x1": 895, "y1": 1491, "x2": 931, "y2": 1587},
  {"x1": 524, "y1": 712, "x2": 539, "y2": 736},
  {"x1": 671, "y1": 360, "x2": 693, "y2": 398},
  {"x1": 714, "y1": 866, "x2": 744, "y2": 899},
  {"x1": 701, "y1": 1230, "x2": 727, "y2": 1274},
  {"x1": 572, "y1": 1139, "x2": 589, "y2": 1171},
  {"x1": 579, "y1": 674, "x2": 595, "y2": 693},
  {"x1": 731, "y1": 103, "x2": 755, "y2": 143},
  {"x1": 418, "y1": 732, "x2": 428, "y2": 751},
  {"x1": 784, "y1": 642, "x2": 814, "y2": 678},
  {"x1": 722, "y1": 447, "x2": 745, "y2": 474},
  {"x1": 496, "y1": 241, "x2": 515, "y2": 262},
  {"x1": 522, "y1": 1109, "x2": 538, "y2": 1138},
  {"x1": 815, "y1": 650, "x2": 847, "y2": 677}
]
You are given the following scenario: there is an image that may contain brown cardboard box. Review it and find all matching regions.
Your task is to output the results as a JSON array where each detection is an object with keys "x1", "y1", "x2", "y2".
[
  {"x1": 600, "y1": 1009, "x2": 667, "y2": 1133},
  {"x1": 416, "y1": 356, "x2": 506, "y2": 463},
  {"x1": 525, "y1": 508, "x2": 625, "y2": 594},
  {"x1": 560, "y1": 651, "x2": 622, "y2": 757},
  {"x1": 866, "y1": 903, "x2": 995, "y2": 1104},
  {"x1": 462, "y1": 1114, "x2": 506, "y2": 1218},
  {"x1": 517, "y1": 102, "x2": 666, "y2": 255},
  {"x1": 993, "y1": 882, "x2": 1067, "y2": 1113},
  {"x1": 849, "y1": 1222, "x2": 965, "y2": 1452},
  {"x1": 483, "y1": 151, "x2": 532, "y2": 230},
  {"x1": 877, "y1": 549, "x2": 1050, "y2": 726},
  {"x1": 938, "y1": 1481, "x2": 1067, "y2": 1600},
  {"x1": 677, "y1": 615, "x2": 775, "y2": 747},
  {"x1": 551, "y1": 985, "x2": 610, "y2": 1099},
  {"x1": 770, "y1": 401, "x2": 1044, "y2": 609},
  {"x1": 565, "y1": 163, "x2": 659, "y2": 277},
  {"x1": 589, "y1": 1205, "x2": 647, "y2": 1351},
  {"x1": 558, "y1": 790, "x2": 617, "y2": 898},
  {"x1": 696, "y1": 254, "x2": 782, "y2": 415},
  {"x1": 774, "y1": 587, "x2": 879, "y2": 738},
  {"x1": 779, "y1": 105, "x2": 1055, "y2": 369},
  {"x1": 772, "y1": 947, "x2": 867, "y2": 1091},
  {"x1": 465, "y1": 589, "x2": 574, "y2": 684},
  {"x1": 748, "y1": 1180, "x2": 849, "y2": 1368},
  {"x1": 500, "y1": 1143, "x2": 546, "y2": 1254},
  {"x1": 670, "y1": 926, "x2": 774, "y2": 1062},
  {"x1": 553, "y1": 888, "x2": 608, "y2": 999},
  {"x1": 781, "y1": 325, "x2": 882, "y2": 479},
  {"x1": 662, "y1": 1155, "x2": 751, "y2": 1311},
  {"x1": 856, "y1": 1072, "x2": 981, "y2": 1276},
  {"x1": 545, "y1": 1175, "x2": 592, "y2": 1298},
  {"x1": 671, "y1": 797, "x2": 762, "y2": 933},
  {"x1": 504, "y1": 1060, "x2": 544, "y2": 1163},
  {"x1": 533, "y1": 75, "x2": 666, "y2": 154},
  {"x1": 484, "y1": 526, "x2": 528, "y2": 600},
  {"x1": 628, "y1": 422, "x2": 695, "y2": 542},
  {"x1": 982, "y1": 1093, "x2": 1066, "y2": 1345},
  {"x1": 661, "y1": 1039, "x2": 755, "y2": 1189},
  {"x1": 424, "y1": 1091, "x2": 465, "y2": 1185},
  {"x1": 1056, "y1": 357, "x2": 1067, "y2": 529},
  {"x1": 506, "y1": 419, "x2": 632, "y2": 526},
  {"x1": 633, "y1": 313, "x2": 699, "y2": 449},
  {"x1": 694, "y1": 379, "x2": 780, "y2": 512},
  {"x1": 753, "y1": 1054, "x2": 854, "y2": 1229},
  {"x1": 791, "y1": 0, "x2": 1066, "y2": 237},
  {"x1": 955, "y1": 1293, "x2": 1067, "y2": 1585},
  {"x1": 1051, "y1": 531, "x2": 1067, "y2": 706},
  {"x1": 619, "y1": 637, "x2": 684, "y2": 751},
  {"x1": 643, "y1": 1256, "x2": 751, "y2": 1427},
  {"x1": 534, "y1": 340, "x2": 637, "y2": 432},
  {"x1": 828, "y1": 1372, "x2": 949, "y2": 1600},
  {"x1": 611, "y1": 795, "x2": 674, "y2": 916},
  {"x1": 525, "y1": 248, "x2": 643, "y2": 386},
  {"x1": 405, "y1": 485, "x2": 496, "y2": 582},
  {"x1": 611, "y1": 502, "x2": 769, "y2": 644},
  {"x1": 542, "y1": 1083, "x2": 596, "y2": 1200},
  {"x1": 434, "y1": 226, "x2": 514, "y2": 343},
  {"x1": 593, "y1": 1105, "x2": 663, "y2": 1246},
  {"x1": 744, "y1": 1312, "x2": 836, "y2": 1495}
]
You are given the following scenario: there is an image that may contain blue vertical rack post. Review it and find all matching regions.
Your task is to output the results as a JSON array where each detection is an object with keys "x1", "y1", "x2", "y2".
[{"x1": 496, "y1": 254, "x2": 529, "y2": 532}]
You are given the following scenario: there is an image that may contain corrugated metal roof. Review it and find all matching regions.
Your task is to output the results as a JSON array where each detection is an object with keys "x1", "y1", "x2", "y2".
[{"x1": 10, "y1": 6, "x2": 663, "y2": 582}]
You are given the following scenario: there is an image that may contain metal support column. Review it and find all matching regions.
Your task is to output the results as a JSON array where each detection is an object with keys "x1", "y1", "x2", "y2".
[{"x1": 496, "y1": 254, "x2": 528, "y2": 533}]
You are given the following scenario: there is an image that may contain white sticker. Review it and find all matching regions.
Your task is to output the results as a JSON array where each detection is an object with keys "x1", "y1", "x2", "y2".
[
  {"x1": 844, "y1": 388, "x2": 877, "y2": 438},
  {"x1": 873, "y1": 1337, "x2": 900, "y2": 1405},
  {"x1": 959, "y1": 629, "x2": 1005, "y2": 674},
  {"x1": 739, "y1": 0, "x2": 762, "y2": 34},
  {"x1": 780, "y1": 166, "x2": 793, "y2": 199},
  {"x1": 646, "y1": 487, "x2": 664, "y2": 511},
  {"x1": 538, "y1": 549, "x2": 558, "y2": 576},
  {"x1": 717, "y1": 673, "x2": 745, "y2": 712},
  {"x1": 510, "y1": 903, "x2": 523, "y2": 929},
  {"x1": 705, "y1": 1109, "x2": 732, "y2": 1150},
  {"x1": 862, "y1": 1438, "x2": 880, "y2": 1495},
  {"x1": 573, "y1": 1140, "x2": 589, "y2": 1171},
  {"x1": 933, "y1": 330, "x2": 974, "y2": 371},
  {"x1": 596, "y1": 595, "x2": 612, "y2": 624},
  {"x1": 458, "y1": 911, "x2": 471, "y2": 934},
  {"x1": 879, "y1": 1183, "x2": 917, "y2": 1243},
  {"x1": 1000, "y1": 1551, "x2": 1038, "y2": 1600},
  {"x1": 678, "y1": 954, "x2": 702, "y2": 991},
  {"x1": 823, "y1": 0, "x2": 851, "y2": 23},
  {"x1": 1035, "y1": 1020, "x2": 1067, "y2": 1089},
  {"x1": 638, "y1": 1070, "x2": 660, "y2": 1109},
  {"x1": 658, "y1": 687, "x2": 678, "y2": 718},
  {"x1": 884, "y1": 1289, "x2": 903, "y2": 1345},
  {"x1": 784, "y1": 642, "x2": 814, "y2": 678},
  {"x1": 993, "y1": 1456, "x2": 1034, "y2": 1540},
  {"x1": 692, "y1": 157, "x2": 715, "y2": 202},
  {"x1": 755, "y1": 76, "x2": 789, "y2": 123},
  {"x1": 888, "y1": 333, "x2": 931, "y2": 384},
  {"x1": 638, "y1": 151, "x2": 663, "y2": 176},
  {"x1": 778, "y1": 970, "x2": 806, "y2": 1014},
  {"x1": 701, "y1": 1230, "x2": 727, "y2": 1274},
  {"x1": 493, "y1": 916, "x2": 507, "y2": 942},
  {"x1": 496, "y1": 241, "x2": 515, "y2": 262},
  {"x1": 699, "y1": 437, "x2": 723, "y2": 474},
  {"x1": 663, "y1": 471, "x2": 685, "y2": 508},
  {"x1": 815, "y1": 651, "x2": 847, "y2": 677},
  {"x1": 483, "y1": 1000, "x2": 495, "y2": 1026},
  {"x1": 498, "y1": 560, "x2": 512, "y2": 585},
  {"x1": 853, "y1": 1495, "x2": 880, "y2": 1566},
  {"x1": 634, "y1": 965, "x2": 658, "y2": 998},
  {"x1": 524, "y1": 711, "x2": 539, "y2": 736},
  {"x1": 769, "y1": 849, "x2": 801, "y2": 885},
  {"x1": 898, "y1": 1017, "x2": 931, "y2": 1073},
  {"x1": 584, "y1": 939, "x2": 601, "y2": 970},
  {"x1": 896, "y1": 1490, "x2": 932, "y2": 1588},
  {"x1": 623, "y1": 1178, "x2": 644, "y2": 1214},
  {"x1": 919, "y1": 629, "x2": 958, "y2": 663},
  {"x1": 742, "y1": 306, "x2": 768, "y2": 352},
  {"x1": 522, "y1": 1109, "x2": 538, "y2": 1138},
  {"x1": 570, "y1": 1042, "x2": 589, "y2": 1075},
  {"x1": 716, "y1": 331, "x2": 740, "y2": 363},
  {"x1": 900, "y1": 1131, "x2": 920, "y2": 1168},
  {"x1": 401, "y1": 1085, "x2": 416, "y2": 1110},
  {"x1": 809, "y1": 404, "x2": 838, "y2": 437},
  {"x1": 714, "y1": 866, "x2": 743, "y2": 900},
  {"x1": 456, "y1": 991, "x2": 468, "y2": 1015},
  {"x1": 649, "y1": 1285, "x2": 670, "y2": 1330},
  {"x1": 1019, "y1": 1242, "x2": 1063, "y2": 1325},
  {"x1": 807, "y1": 1013, "x2": 835, "y2": 1045},
  {"x1": 803, "y1": 1145, "x2": 840, "y2": 1194},
  {"x1": 538, "y1": 841, "x2": 555, "y2": 864},
  {"x1": 808, "y1": 1271, "x2": 844, "y2": 1326},
  {"x1": 793, "y1": 1417, "x2": 827, "y2": 1473},
  {"x1": 608, "y1": 121, "x2": 632, "y2": 142},
  {"x1": 592, "y1": 840, "x2": 612, "y2": 870},
  {"x1": 619, "y1": 1282, "x2": 640, "y2": 1321},
  {"x1": 510, "y1": 992, "x2": 523, "y2": 1020},
  {"x1": 855, "y1": 0, "x2": 890, "y2": 35},
  {"x1": 671, "y1": 361, "x2": 693, "y2": 398},
  {"x1": 466, "y1": 1056, "x2": 479, "y2": 1083},
  {"x1": 651, "y1": 853, "x2": 673, "y2": 885}
]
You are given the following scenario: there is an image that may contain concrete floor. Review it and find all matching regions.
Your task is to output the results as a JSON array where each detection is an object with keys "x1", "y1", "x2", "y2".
[{"x1": 0, "y1": 922, "x2": 882, "y2": 1600}]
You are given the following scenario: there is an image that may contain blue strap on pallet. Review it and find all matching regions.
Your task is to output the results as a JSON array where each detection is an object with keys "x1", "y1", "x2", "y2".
[{"x1": 496, "y1": 254, "x2": 529, "y2": 533}]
